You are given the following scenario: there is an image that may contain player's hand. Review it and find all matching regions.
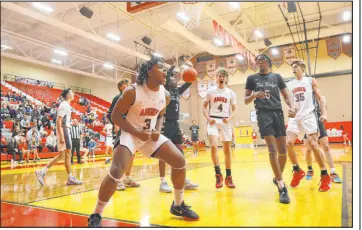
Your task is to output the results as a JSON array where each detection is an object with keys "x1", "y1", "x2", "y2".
[
  {"x1": 319, "y1": 115, "x2": 328, "y2": 123},
  {"x1": 254, "y1": 91, "x2": 266, "y2": 99},
  {"x1": 288, "y1": 108, "x2": 296, "y2": 118},
  {"x1": 151, "y1": 129, "x2": 160, "y2": 141},
  {"x1": 137, "y1": 129, "x2": 151, "y2": 142},
  {"x1": 208, "y1": 118, "x2": 216, "y2": 125},
  {"x1": 222, "y1": 118, "x2": 229, "y2": 124}
]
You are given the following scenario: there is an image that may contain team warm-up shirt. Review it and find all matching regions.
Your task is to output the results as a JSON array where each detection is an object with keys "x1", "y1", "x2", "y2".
[
  {"x1": 245, "y1": 73, "x2": 287, "y2": 110},
  {"x1": 190, "y1": 125, "x2": 200, "y2": 136},
  {"x1": 204, "y1": 87, "x2": 236, "y2": 118},
  {"x1": 57, "y1": 101, "x2": 71, "y2": 127},
  {"x1": 287, "y1": 76, "x2": 315, "y2": 121},
  {"x1": 165, "y1": 83, "x2": 192, "y2": 120},
  {"x1": 125, "y1": 84, "x2": 166, "y2": 136}
]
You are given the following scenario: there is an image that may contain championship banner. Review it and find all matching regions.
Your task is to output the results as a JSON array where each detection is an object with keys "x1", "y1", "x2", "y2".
[
  {"x1": 208, "y1": 79, "x2": 217, "y2": 89},
  {"x1": 283, "y1": 46, "x2": 297, "y2": 65},
  {"x1": 195, "y1": 62, "x2": 206, "y2": 79},
  {"x1": 206, "y1": 60, "x2": 216, "y2": 79},
  {"x1": 216, "y1": 58, "x2": 227, "y2": 68},
  {"x1": 250, "y1": 61, "x2": 258, "y2": 72},
  {"x1": 197, "y1": 80, "x2": 208, "y2": 98},
  {"x1": 226, "y1": 57, "x2": 237, "y2": 74},
  {"x1": 326, "y1": 37, "x2": 341, "y2": 59},
  {"x1": 268, "y1": 47, "x2": 283, "y2": 67},
  {"x1": 341, "y1": 37, "x2": 352, "y2": 57},
  {"x1": 181, "y1": 86, "x2": 191, "y2": 100},
  {"x1": 236, "y1": 56, "x2": 248, "y2": 73}
]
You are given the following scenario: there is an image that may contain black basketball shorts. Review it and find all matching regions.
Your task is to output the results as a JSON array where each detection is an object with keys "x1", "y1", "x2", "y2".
[
  {"x1": 257, "y1": 109, "x2": 286, "y2": 138},
  {"x1": 162, "y1": 119, "x2": 183, "y2": 145}
]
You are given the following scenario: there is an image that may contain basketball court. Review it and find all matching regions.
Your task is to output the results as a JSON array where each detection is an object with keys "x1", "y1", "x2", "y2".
[{"x1": 0, "y1": 1, "x2": 358, "y2": 228}]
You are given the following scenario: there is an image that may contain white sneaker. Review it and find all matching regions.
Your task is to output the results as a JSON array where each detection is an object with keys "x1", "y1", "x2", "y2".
[
  {"x1": 124, "y1": 177, "x2": 140, "y2": 187},
  {"x1": 35, "y1": 170, "x2": 45, "y2": 186},
  {"x1": 185, "y1": 179, "x2": 199, "y2": 190},
  {"x1": 116, "y1": 182, "x2": 126, "y2": 191},
  {"x1": 66, "y1": 176, "x2": 83, "y2": 185},
  {"x1": 159, "y1": 181, "x2": 172, "y2": 193}
]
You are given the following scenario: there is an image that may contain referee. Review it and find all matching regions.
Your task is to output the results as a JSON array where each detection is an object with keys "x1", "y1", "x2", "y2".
[{"x1": 70, "y1": 119, "x2": 82, "y2": 164}]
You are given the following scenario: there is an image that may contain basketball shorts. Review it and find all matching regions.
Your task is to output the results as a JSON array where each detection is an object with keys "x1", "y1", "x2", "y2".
[
  {"x1": 56, "y1": 127, "x2": 72, "y2": 151},
  {"x1": 287, "y1": 112, "x2": 318, "y2": 140},
  {"x1": 303, "y1": 115, "x2": 328, "y2": 140},
  {"x1": 207, "y1": 117, "x2": 232, "y2": 142},
  {"x1": 105, "y1": 136, "x2": 113, "y2": 147},
  {"x1": 191, "y1": 134, "x2": 199, "y2": 142},
  {"x1": 162, "y1": 119, "x2": 183, "y2": 145},
  {"x1": 115, "y1": 131, "x2": 169, "y2": 158},
  {"x1": 257, "y1": 109, "x2": 286, "y2": 138}
]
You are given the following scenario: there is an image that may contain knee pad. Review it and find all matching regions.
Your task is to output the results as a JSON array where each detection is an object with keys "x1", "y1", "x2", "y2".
[{"x1": 108, "y1": 171, "x2": 122, "y2": 182}]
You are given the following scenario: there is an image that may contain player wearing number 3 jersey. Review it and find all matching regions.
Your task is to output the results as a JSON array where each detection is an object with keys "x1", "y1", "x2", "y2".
[{"x1": 203, "y1": 68, "x2": 237, "y2": 189}]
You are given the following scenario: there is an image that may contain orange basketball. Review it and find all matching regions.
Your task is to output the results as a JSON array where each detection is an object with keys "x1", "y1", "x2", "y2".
[{"x1": 182, "y1": 67, "x2": 198, "y2": 83}]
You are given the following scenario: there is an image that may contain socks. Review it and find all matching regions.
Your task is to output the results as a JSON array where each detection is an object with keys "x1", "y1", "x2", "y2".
[
  {"x1": 160, "y1": 177, "x2": 166, "y2": 183},
  {"x1": 308, "y1": 165, "x2": 313, "y2": 171},
  {"x1": 41, "y1": 167, "x2": 48, "y2": 175},
  {"x1": 321, "y1": 169, "x2": 328, "y2": 175},
  {"x1": 214, "y1": 165, "x2": 221, "y2": 175},
  {"x1": 68, "y1": 173, "x2": 73, "y2": 179},
  {"x1": 293, "y1": 164, "x2": 300, "y2": 172},
  {"x1": 174, "y1": 189, "x2": 184, "y2": 206},
  {"x1": 277, "y1": 180, "x2": 285, "y2": 190},
  {"x1": 226, "y1": 169, "x2": 231, "y2": 177},
  {"x1": 330, "y1": 168, "x2": 336, "y2": 174},
  {"x1": 94, "y1": 199, "x2": 108, "y2": 215}
]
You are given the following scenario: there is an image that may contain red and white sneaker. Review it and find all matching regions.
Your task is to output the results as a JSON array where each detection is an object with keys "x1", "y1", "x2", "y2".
[
  {"x1": 215, "y1": 174, "x2": 224, "y2": 189},
  {"x1": 319, "y1": 174, "x2": 332, "y2": 192},
  {"x1": 290, "y1": 169, "x2": 306, "y2": 187},
  {"x1": 225, "y1": 176, "x2": 235, "y2": 188}
]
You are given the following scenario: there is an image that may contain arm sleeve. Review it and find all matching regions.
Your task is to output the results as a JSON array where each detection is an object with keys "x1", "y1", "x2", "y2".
[
  {"x1": 178, "y1": 83, "x2": 192, "y2": 95},
  {"x1": 277, "y1": 74, "x2": 287, "y2": 90},
  {"x1": 245, "y1": 76, "x2": 255, "y2": 90},
  {"x1": 107, "y1": 95, "x2": 120, "y2": 125}
]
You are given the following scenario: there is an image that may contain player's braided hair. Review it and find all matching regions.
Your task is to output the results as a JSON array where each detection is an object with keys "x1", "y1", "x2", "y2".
[{"x1": 136, "y1": 55, "x2": 164, "y2": 85}]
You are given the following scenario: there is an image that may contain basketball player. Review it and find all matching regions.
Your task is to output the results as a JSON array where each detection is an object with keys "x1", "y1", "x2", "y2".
[
  {"x1": 35, "y1": 89, "x2": 82, "y2": 186},
  {"x1": 203, "y1": 67, "x2": 237, "y2": 189},
  {"x1": 286, "y1": 60, "x2": 331, "y2": 192},
  {"x1": 190, "y1": 120, "x2": 200, "y2": 156},
  {"x1": 158, "y1": 63, "x2": 198, "y2": 193},
  {"x1": 107, "y1": 78, "x2": 139, "y2": 191},
  {"x1": 88, "y1": 56, "x2": 199, "y2": 227},
  {"x1": 303, "y1": 97, "x2": 342, "y2": 183},
  {"x1": 103, "y1": 120, "x2": 113, "y2": 164},
  {"x1": 244, "y1": 54, "x2": 294, "y2": 204}
]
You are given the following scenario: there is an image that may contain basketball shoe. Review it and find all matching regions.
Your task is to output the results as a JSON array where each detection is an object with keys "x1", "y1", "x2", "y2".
[
  {"x1": 215, "y1": 174, "x2": 223, "y2": 188},
  {"x1": 319, "y1": 174, "x2": 332, "y2": 192},
  {"x1": 290, "y1": 169, "x2": 305, "y2": 187},
  {"x1": 170, "y1": 201, "x2": 199, "y2": 221},
  {"x1": 88, "y1": 213, "x2": 102, "y2": 227}
]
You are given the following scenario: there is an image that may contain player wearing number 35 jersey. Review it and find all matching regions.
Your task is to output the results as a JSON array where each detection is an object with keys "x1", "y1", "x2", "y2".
[{"x1": 203, "y1": 68, "x2": 237, "y2": 189}]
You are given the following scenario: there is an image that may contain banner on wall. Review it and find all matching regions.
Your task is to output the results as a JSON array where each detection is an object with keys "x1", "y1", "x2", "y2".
[
  {"x1": 195, "y1": 62, "x2": 207, "y2": 79},
  {"x1": 208, "y1": 79, "x2": 217, "y2": 89},
  {"x1": 206, "y1": 60, "x2": 216, "y2": 79},
  {"x1": 236, "y1": 56, "x2": 248, "y2": 73},
  {"x1": 341, "y1": 38, "x2": 352, "y2": 57},
  {"x1": 181, "y1": 87, "x2": 191, "y2": 100},
  {"x1": 197, "y1": 80, "x2": 208, "y2": 98},
  {"x1": 216, "y1": 58, "x2": 227, "y2": 69},
  {"x1": 226, "y1": 57, "x2": 237, "y2": 74},
  {"x1": 283, "y1": 46, "x2": 297, "y2": 65},
  {"x1": 326, "y1": 37, "x2": 342, "y2": 59},
  {"x1": 268, "y1": 47, "x2": 283, "y2": 67}
]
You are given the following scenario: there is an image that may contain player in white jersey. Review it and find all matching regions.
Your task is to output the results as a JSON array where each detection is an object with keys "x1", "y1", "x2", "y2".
[
  {"x1": 286, "y1": 60, "x2": 331, "y2": 192},
  {"x1": 35, "y1": 89, "x2": 83, "y2": 186},
  {"x1": 88, "y1": 55, "x2": 199, "y2": 227},
  {"x1": 103, "y1": 120, "x2": 113, "y2": 164},
  {"x1": 202, "y1": 68, "x2": 237, "y2": 189}
]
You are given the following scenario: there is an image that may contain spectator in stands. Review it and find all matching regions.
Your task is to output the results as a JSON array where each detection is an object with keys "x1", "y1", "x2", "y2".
[
  {"x1": 101, "y1": 112, "x2": 107, "y2": 124},
  {"x1": 1, "y1": 104, "x2": 10, "y2": 119},
  {"x1": 28, "y1": 131, "x2": 41, "y2": 162},
  {"x1": 31, "y1": 105, "x2": 40, "y2": 122},
  {"x1": 9, "y1": 106, "x2": 17, "y2": 119},
  {"x1": 0, "y1": 133, "x2": 7, "y2": 154},
  {"x1": 12, "y1": 92, "x2": 19, "y2": 102},
  {"x1": 50, "y1": 105, "x2": 57, "y2": 121},
  {"x1": 46, "y1": 131, "x2": 57, "y2": 152},
  {"x1": 12, "y1": 119, "x2": 21, "y2": 133},
  {"x1": 18, "y1": 136, "x2": 29, "y2": 163},
  {"x1": 41, "y1": 113, "x2": 51, "y2": 130},
  {"x1": 87, "y1": 136, "x2": 97, "y2": 158},
  {"x1": 7, "y1": 133, "x2": 24, "y2": 164},
  {"x1": 27, "y1": 126, "x2": 43, "y2": 153},
  {"x1": 92, "y1": 119, "x2": 102, "y2": 128},
  {"x1": 79, "y1": 133, "x2": 90, "y2": 160},
  {"x1": 86, "y1": 105, "x2": 91, "y2": 113},
  {"x1": 83, "y1": 97, "x2": 89, "y2": 106},
  {"x1": 6, "y1": 92, "x2": 12, "y2": 101},
  {"x1": 37, "y1": 119, "x2": 48, "y2": 137},
  {"x1": 20, "y1": 115, "x2": 31, "y2": 132},
  {"x1": 81, "y1": 112, "x2": 89, "y2": 124}
]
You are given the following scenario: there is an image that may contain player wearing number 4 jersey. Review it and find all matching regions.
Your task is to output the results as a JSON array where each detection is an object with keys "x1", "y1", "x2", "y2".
[
  {"x1": 286, "y1": 60, "x2": 331, "y2": 192},
  {"x1": 203, "y1": 68, "x2": 237, "y2": 189}
]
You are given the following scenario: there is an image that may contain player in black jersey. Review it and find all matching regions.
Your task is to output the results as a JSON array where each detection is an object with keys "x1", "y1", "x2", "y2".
[
  {"x1": 303, "y1": 93, "x2": 342, "y2": 183},
  {"x1": 244, "y1": 54, "x2": 296, "y2": 204},
  {"x1": 189, "y1": 120, "x2": 200, "y2": 156},
  {"x1": 159, "y1": 62, "x2": 199, "y2": 193},
  {"x1": 107, "y1": 78, "x2": 140, "y2": 191}
]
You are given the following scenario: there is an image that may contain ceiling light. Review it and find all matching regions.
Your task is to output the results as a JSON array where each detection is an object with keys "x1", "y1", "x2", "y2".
[
  {"x1": 51, "y1": 59, "x2": 62, "y2": 65},
  {"x1": 254, "y1": 30, "x2": 264, "y2": 38},
  {"x1": 176, "y1": 12, "x2": 190, "y2": 22},
  {"x1": 271, "y1": 48, "x2": 279, "y2": 55},
  {"x1": 107, "y1": 33, "x2": 121, "y2": 42},
  {"x1": 229, "y1": 2, "x2": 240, "y2": 9},
  {"x1": 103, "y1": 62, "x2": 114, "y2": 69},
  {"x1": 342, "y1": 10, "x2": 352, "y2": 21},
  {"x1": 32, "y1": 2, "x2": 54, "y2": 13},
  {"x1": 342, "y1": 35, "x2": 351, "y2": 43},
  {"x1": 1, "y1": 44, "x2": 13, "y2": 50},
  {"x1": 213, "y1": 37, "x2": 224, "y2": 46},
  {"x1": 153, "y1": 53, "x2": 163, "y2": 58},
  {"x1": 236, "y1": 54, "x2": 244, "y2": 61},
  {"x1": 54, "y1": 49, "x2": 68, "y2": 56}
]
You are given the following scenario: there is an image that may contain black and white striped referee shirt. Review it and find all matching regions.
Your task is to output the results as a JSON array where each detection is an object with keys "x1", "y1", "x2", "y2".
[{"x1": 70, "y1": 125, "x2": 81, "y2": 140}]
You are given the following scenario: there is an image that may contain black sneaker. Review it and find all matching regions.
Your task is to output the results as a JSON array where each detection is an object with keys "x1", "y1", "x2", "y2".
[
  {"x1": 88, "y1": 213, "x2": 102, "y2": 227},
  {"x1": 170, "y1": 201, "x2": 199, "y2": 221},
  {"x1": 279, "y1": 187, "x2": 290, "y2": 204}
]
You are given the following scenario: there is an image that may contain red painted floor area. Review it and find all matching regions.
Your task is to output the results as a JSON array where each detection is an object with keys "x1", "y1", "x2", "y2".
[{"x1": 1, "y1": 202, "x2": 139, "y2": 227}]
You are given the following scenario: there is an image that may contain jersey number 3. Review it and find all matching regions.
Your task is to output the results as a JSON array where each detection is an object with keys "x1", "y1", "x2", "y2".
[
  {"x1": 295, "y1": 93, "x2": 305, "y2": 102},
  {"x1": 218, "y1": 103, "x2": 223, "y2": 112},
  {"x1": 143, "y1": 119, "x2": 151, "y2": 130}
]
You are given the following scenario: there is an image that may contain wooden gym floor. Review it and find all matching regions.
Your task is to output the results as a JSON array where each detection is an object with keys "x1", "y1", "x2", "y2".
[{"x1": 0, "y1": 144, "x2": 352, "y2": 227}]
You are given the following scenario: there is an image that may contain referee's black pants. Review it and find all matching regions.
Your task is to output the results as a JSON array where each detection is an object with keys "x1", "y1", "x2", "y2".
[{"x1": 71, "y1": 139, "x2": 81, "y2": 163}]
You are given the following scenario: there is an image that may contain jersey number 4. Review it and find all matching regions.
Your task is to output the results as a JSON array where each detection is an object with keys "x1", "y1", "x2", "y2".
[
  {"x1": 218, "y1": 103, "x2": 223, "y2": 112},
  {"x1": 143, "y1": 119, "x2": 151, "y2": 130},
  {"x1": 295, "y1": 93, "x2": 305, "y2": 102}
]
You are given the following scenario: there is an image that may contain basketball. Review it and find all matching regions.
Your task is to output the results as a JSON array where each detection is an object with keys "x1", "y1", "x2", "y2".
[{"x1": 182, "y1": 67, "x2": 198, "y2": 83}]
